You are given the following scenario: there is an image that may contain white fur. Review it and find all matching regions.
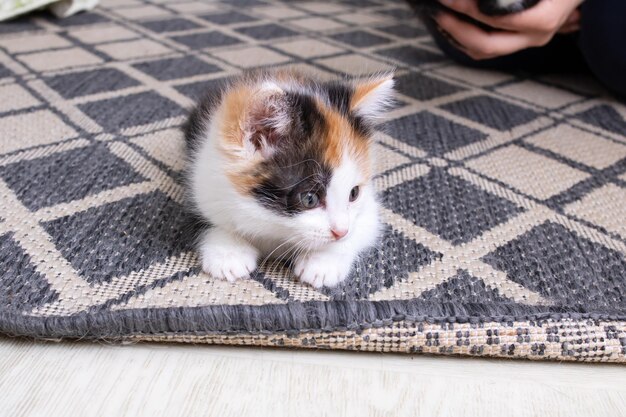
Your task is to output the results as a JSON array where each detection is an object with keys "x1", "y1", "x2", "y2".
[
  {"x1": 351, "y1": 74, "x2": 395, "y2": 120},
  {"x1": 189, "y1": 79, "x2": 386, "y2": 288},
  {"x1": 198, "y1": 227, "x2": 259, "y2": 283},
  {"x1": 191, "y1": 133, "x2": 381, "y2": 287},
  {"x1": 292, "y1": 156, "x2": 381, "y2": 288}
]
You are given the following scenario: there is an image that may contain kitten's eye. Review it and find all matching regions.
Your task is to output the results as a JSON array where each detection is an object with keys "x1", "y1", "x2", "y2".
[
  {"x1": 349, "y1": 185, "x2": 360, "y2": 202},
  {"x1": 299, "y1": 192, "x2": 320, "y2": 209}
]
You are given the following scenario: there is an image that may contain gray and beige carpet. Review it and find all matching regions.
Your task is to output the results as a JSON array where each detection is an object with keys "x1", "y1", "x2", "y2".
[{"x1": 1, "y1": 0, "x2": 625, "y2": 362}]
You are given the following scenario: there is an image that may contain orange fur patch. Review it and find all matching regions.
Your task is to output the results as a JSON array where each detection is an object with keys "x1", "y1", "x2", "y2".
[
  {"x1": 219, "y1": 83, "x2": 251, "y2": 153},
  {"x1": 227, "y1": 169, "x2": 262, "y2": 195},
  {"x1": 350, "y1": 76, "x2": 392, "y2": 112},
  {"x1": 219, "y1": 83, "x2": 266, "y2": 194},
  {"x1": 316, "y1": 99, "x2": 372, "y2": 179},
  {"x1": 218, "y1": 76, "x2": 374, "y2": 196}
]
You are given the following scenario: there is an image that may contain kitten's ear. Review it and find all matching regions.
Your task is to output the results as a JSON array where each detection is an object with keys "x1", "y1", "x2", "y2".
[
  {"x1": 246, "y1": 83, "x2": 289, "y2": 158},
  {"x1": 350, "y1": 73, "x2": 395, "y2": 119}
]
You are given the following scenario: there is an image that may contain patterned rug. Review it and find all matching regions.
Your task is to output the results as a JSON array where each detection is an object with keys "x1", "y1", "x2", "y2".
[{"x1": 1, "y1": 0, "x2": 625, "y2": 363}]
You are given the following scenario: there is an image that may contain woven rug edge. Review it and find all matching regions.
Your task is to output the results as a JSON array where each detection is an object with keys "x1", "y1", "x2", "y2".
[
  {"x1": 119, "y1": 319, "x2": 626, "y2": 363},
  {"x1": 1, "y1": 303, "x2": 626, "y2": 362}
]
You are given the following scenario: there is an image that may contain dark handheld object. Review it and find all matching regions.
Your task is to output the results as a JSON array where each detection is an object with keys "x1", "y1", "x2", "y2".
[
  {"x1": 477, "y1": 0, "x2": 540, "y2": 16},
  {"x1": 406, "y1": 0, "x2": 541, "y2": 39},
  {"x1": 407, "y1": 0, "x2": 541, "y2": 17}
]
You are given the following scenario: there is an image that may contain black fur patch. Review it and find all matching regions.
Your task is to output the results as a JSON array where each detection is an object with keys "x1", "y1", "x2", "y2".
[
  {"x1": 325, "y1": 81, "x2": 371, "y2": 137},
  {"x1": 182, "y1": 83, "x2": 226, "y2": 154},
  {"x1": 251, "y1": 91, "x2": 332, "y2": 216},
  {"x1": 325, "y1": 81, "x2": 353, "y2": 114}
]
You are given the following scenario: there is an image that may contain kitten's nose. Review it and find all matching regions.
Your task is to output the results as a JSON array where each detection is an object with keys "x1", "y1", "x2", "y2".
[{"x1": 331, "y1": 227, "x2": 348, "y2": 240}]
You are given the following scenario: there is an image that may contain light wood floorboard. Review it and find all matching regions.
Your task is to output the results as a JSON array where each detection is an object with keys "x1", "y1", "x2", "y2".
[{"x1": 0, "y1": 338, "x2": 624, "y2": 417}]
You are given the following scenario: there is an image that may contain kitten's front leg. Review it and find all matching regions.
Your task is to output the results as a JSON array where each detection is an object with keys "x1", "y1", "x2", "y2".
[
  {"x1": 199, "y1": 227, "x2": 259, "y2": 282},
  {"x1": 293, "y1": 245, "x2": 358, "y2": 289}
]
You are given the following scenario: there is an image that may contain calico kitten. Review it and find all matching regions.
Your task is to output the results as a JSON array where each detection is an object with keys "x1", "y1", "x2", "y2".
[{"x1": 183, "y1": 70, "x2": 394, "y2": 288}]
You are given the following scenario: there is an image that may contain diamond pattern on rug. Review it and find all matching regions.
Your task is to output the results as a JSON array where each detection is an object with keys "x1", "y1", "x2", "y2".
[
  {"x1": 417, "y1": 270, "x2": 513, "y2": 303},
  {"x1": 383, "y1": 168, "x2": 525, "y2": 245},
  {"x1": 41, "y1": 191, "x2": 194, "y2": 284},
  {"x1": 0, "y1": 110, "x2": 78, "y2": 155},
  {"x1": 466, "y1": 146, "x2": 590, "y2": 200},
  {"x1": 377, "y1": 24, "x2": 427, "y2": 38},
  {"x1": 565, "y1": 184, "x2": 626, "y2": 239},
  {"x1": 171, "y1": 31, "x2": 242, "y2": 49},
  {"x1": 0, "y1": 233, "x2": 59, "y2": 311},
  {"x1": 48, "y1": 12, "x2": 109, "y2": 26},
  {"x1": 385, "y1": 111, "x2": 487, "y2": 155},
  {"x1": 18, "y1": 47, "x2": 103, "y2": 72},
  {"x1": 0, "y1": 145, "x2": 146, "y2": 211},
  {"x1": 139, "y1": 18, "x2": 203, "y2": 33},
  {"x1": 441, "y1": 95, "x2": 540, "y2": 131},
  {"x1": 132, "y1": 56, "x2": 222, "y2": 81},
  {"x1": 525, "y1": 124, "x2": 626, "y2": 170},
  {"x1": 199, "y1": 11, "x2": 257, "y2": 25},
  {"x1": 0, "y1": 0, "x2": 625, "y2": 363},
  {"x1": 45, "y1": 68, "x2": 140, "y2": 99},
  {"x1": 483, "y1": 221, "x2": 626, "y2": 309},
  {"x1": 0, "y1": 63, "x2": 13, "y2": 78},
  {"x1": 235, "y1": 23, "x2": 298, "y2": 40},
  {"x1": 329, "y1": 30, "x2": 392, "y2": 48},
  {"x1": 576, "y1": 105, "x2": 626, "y2": 135},
  {"x1": 78, "y1": 91, "x2": 185, "y2": 131},
  {"x1": 0, "y1": 18, "x2": 41, "y2": 34},
  {"x1": 95, "y1": 39, "x2": 171, "y2": 60},
  {"x1": 395, "y1": 72, "x2": 465, "y2": 101},
  {"x1": 175, "y1": 77, "x2": 228, "y2": 101},
  {"x1": 376, "y1": 45, "x2": 444, "y2": 66},
  {"x1": 0, "y1": 84, "x2": 39, "y2": 113}
]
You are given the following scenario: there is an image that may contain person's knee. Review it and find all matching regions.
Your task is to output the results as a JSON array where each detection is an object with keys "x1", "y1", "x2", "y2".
[{"x1": 579, "y1": 1, "x2": 626, "y2": 97}]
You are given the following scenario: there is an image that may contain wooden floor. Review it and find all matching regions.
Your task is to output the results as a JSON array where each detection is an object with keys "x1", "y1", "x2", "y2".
[{"x1": 1, "y1": 338, "x2": 625, "y2": 417}]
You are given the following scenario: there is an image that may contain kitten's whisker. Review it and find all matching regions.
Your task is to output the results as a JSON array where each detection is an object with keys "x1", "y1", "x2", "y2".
[
  {"x1": 272, "y1": 238, "x2": 305, "y2": 271},
  {"x1": 266, "y1": 173, "x2": 321, "y2": 191},
  {"x1": 270, "y1": 237, "x2": 308, "y2": 278},
  {"x1": 275, "y1": 158, "x2": 322, "y2": 170},
  {"x1": 259, "y1": 236, "x2": 301, "y2": 272},
  {"x1": 259, "y1": 239, "x2": 296, "y2": 269},
  {"x1": 267, "y1": 247, "x2": 293, "y2": 278}
]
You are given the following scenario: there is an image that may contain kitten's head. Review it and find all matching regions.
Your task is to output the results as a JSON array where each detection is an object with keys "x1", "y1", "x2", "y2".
[{"x1": 214, "y1": 70, "x2": 394, "y2": 249}]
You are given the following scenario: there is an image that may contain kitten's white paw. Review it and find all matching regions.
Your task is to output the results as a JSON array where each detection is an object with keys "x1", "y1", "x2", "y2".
[
  {"x1": 294, "y1": 252, "x2": 353, "y2": 288},
  {"x1": 201, "y1": 244, "x2": 258, "y2": 282},
  {"x1": 199, "y1": 229, "x2": 259, "y2": 282}
]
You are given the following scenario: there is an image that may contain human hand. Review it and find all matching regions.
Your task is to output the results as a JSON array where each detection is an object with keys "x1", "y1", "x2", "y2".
[{"x1": 434, "y1": 0, "x2": 584, "y2": 60}]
